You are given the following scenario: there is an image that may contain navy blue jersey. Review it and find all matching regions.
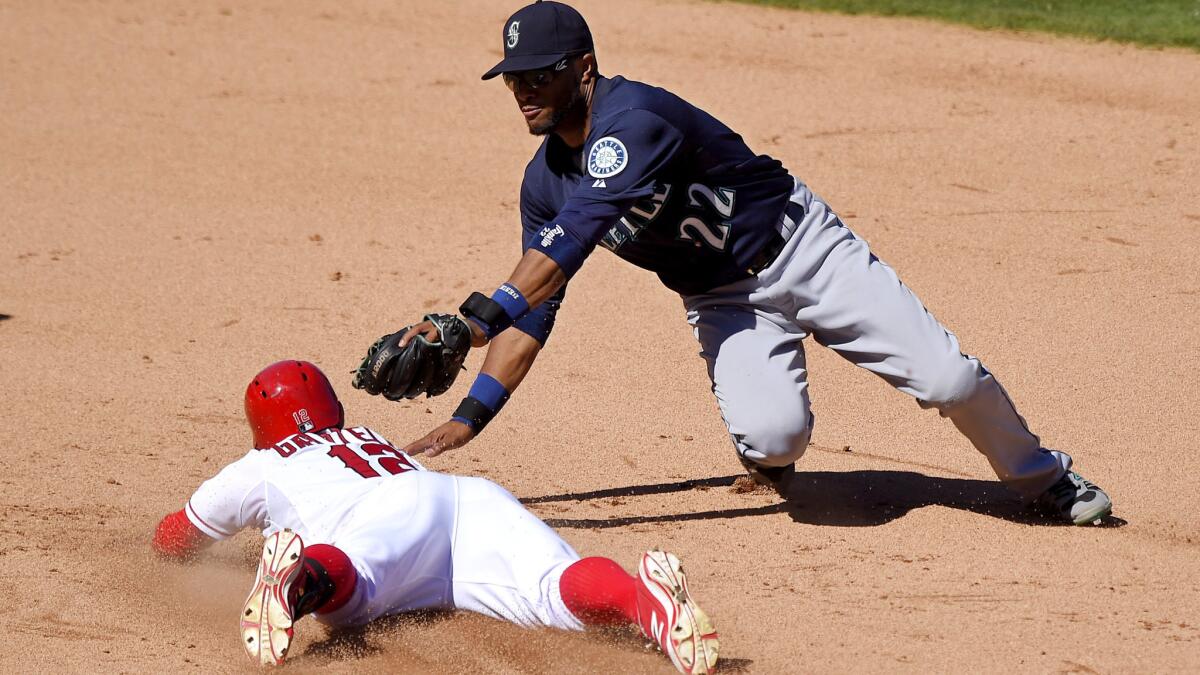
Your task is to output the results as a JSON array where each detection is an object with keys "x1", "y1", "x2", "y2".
[{"x1": 514, "y1": 75, "x2": 794, "y2": 343}]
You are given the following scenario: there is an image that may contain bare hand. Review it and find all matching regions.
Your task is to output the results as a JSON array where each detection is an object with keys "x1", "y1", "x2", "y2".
[
  {"x1": 396, "y1": 320, "x2": 440, "y2": 349},
  {"x1": 403, "y1": 419, "x2": 476, "y2": 457},
  {"x1": 398, "y1": 317, "x2": 488, "y2": 349}
]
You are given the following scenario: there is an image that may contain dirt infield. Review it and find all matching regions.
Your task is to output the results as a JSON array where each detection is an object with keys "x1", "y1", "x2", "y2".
[{"x1": 3, "y1": 0, "x2": 1199, "y2": 672}]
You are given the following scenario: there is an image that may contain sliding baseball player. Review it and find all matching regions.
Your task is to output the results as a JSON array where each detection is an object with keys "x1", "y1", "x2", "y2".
[{"x1": 153, "y1": 360, "x2": 718, "y2": 673}]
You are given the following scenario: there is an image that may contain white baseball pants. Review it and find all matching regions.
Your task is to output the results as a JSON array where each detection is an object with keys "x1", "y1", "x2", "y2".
[{"x1": 314, "y1": 472, "x2": 582, "y2": 630}]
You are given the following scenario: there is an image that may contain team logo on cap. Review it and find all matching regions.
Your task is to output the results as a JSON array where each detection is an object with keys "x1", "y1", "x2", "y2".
[
  {"x1": 587, "y1": 137, "x2": 628, "y2": 179},
  {"x1": 507, "y1": 21, "x2": 520, "y2": 49}
]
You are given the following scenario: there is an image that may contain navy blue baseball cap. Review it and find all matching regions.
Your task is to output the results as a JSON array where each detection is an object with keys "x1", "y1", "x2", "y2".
[{"x1": 481, "y1": 1, "x2": 593, "y2": 80}]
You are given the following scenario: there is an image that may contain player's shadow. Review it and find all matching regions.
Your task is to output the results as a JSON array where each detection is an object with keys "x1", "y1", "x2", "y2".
[
  {"x1": 523, "y1": 470, "x2": 1126, "y2": 529},
  {"x1": 305, "y1": 612, "x2": 754, "y2": 671},
  {"x1": 302, "y1": 610, "x2": 454, "y2": 661}
]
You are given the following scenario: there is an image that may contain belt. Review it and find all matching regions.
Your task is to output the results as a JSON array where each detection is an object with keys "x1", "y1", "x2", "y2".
[
  {"x1": 745, "y1": 200, "x2": 805, "y2": 275},
  {"x1": 746, "y1": 233, "x2": 786, "y2": 276}
]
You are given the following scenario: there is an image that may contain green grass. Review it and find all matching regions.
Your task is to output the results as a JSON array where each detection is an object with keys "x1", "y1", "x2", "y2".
[{"x1": 728, "y1": 0, "x2": 1200, "y2": 51}]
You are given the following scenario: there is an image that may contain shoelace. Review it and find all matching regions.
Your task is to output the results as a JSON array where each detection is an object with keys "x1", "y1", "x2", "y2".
[
  {"x1": 1048, "y1": 473, "x2": 1094, "y2": 505},
  {"x1": 289, "y1": 562, "x2": 335, "y2": 618}
]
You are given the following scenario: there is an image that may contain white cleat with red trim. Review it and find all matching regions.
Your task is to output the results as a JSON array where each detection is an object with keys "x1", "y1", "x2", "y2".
[
  {"x1": 241, "y1": 529, "x2": 306, "y2": 666},
  {"x1": 636, "y1": 550, "x2": 719, "y2": 674}
]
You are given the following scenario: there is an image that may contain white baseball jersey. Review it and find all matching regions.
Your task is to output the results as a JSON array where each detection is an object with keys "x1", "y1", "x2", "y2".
[
  {"x1": 185, "y1": 426, "x2": 427, "y2": 543},
  {"x1": 184, "y1": 426, "x2": 582, "y2": 630}
]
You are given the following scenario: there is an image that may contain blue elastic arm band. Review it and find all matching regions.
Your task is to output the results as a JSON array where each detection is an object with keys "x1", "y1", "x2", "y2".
[
  {"x1": 491, "y1": 284, "x2": 530, "y2": 321},
  {"x1": 451, "y1": 374, "x2": 511, "y2": 432},
  {"x1": 460, "y1": 284, "x2": 531, "y2": 340},
  {"x1": 468, "y1": 373, "x2": 510, "y2": 410}
]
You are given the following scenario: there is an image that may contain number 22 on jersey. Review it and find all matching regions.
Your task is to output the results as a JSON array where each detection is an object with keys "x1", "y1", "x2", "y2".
[{"x1": 678, "y1": 184, "x2": 735, "y2": 251}]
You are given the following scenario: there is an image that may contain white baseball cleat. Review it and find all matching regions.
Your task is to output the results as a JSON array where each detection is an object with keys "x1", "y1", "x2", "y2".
[
  {"x1": 241, "y1": 529, "x2": 307, "y2": 666},
  {"x1": 635, "y1": 550, "x2": 719, "y2": 674}
]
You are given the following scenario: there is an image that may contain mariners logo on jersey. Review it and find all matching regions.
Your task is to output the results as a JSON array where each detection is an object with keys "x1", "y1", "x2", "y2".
[
  {"x1": 506, "y1": 21, "x2": 520, "y2": 49},
  {"x1": 587, "y1": 136, "x2": 627, "y2": 179}
]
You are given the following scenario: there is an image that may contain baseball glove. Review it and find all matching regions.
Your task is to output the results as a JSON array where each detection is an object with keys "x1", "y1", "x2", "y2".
[{"x1": 352, "y1": 313, "x2": 472, "y2": 400}]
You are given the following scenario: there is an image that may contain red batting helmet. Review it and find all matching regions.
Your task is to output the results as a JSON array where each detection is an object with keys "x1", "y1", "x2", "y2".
[{"x1": 244, "y1": 360, "x2": 344, "y2": 448}]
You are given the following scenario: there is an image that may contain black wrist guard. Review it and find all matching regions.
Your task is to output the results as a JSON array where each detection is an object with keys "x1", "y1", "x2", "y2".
[
  {"x1": 460, "y1": 292, "x2": 514, "y2": 339},
  {"x1": 452, "y1": 396, "x2": 498, "y2": 432}
]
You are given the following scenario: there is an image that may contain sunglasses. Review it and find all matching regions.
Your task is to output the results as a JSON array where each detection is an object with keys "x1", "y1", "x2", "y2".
[{"x1": 502, "y1": 58, "x2": 571, "y2": 91}]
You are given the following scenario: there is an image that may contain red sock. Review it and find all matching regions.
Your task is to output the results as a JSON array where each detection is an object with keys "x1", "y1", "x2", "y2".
[
  {"x1": 305, "y1": 543, "x2": 358, "y2": 615},
  {"x1": 559, "y1": 557, "x2": 640, "y2": 626}
]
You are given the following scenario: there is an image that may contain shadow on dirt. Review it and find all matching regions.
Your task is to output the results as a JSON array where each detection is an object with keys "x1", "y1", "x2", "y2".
[
  {"x1": 524, "y1": 470, "x2": 1127, "y2": 529},
  {"x1": 301, "y1": 610, "x2": 752, "y2": 670},
  {"x1": 0, "y1": 314, "x2": 11, "y2": 322},
  {"x1": 522, "y1": 475, "x2": 739, "y2": 504},
  {"x1": 303, "y1": 610, "x2": 454, "y2": 660}
]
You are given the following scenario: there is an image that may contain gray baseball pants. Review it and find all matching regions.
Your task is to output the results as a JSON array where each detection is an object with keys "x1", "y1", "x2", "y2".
[{"x1": 683, "y1": 180, "x2": 1069, "y2": 500}]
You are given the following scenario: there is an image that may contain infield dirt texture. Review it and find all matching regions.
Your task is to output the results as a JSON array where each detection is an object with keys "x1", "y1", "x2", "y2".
[{"x1": 3, "y1": 0, "x2": 1199, "y2": 672}]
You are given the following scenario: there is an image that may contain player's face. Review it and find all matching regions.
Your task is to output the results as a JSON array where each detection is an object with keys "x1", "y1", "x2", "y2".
[{"x1": 506, "y1": 57, "x2": 585, "y2": 136}]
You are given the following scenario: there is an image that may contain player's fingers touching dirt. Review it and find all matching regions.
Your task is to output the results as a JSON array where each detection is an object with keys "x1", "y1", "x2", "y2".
[{"x1": 404, "y1": 419, "x2": 475, "y2": 457}]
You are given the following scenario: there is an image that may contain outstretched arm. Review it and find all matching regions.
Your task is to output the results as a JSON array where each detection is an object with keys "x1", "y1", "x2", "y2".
[
  {"x1": 152, "y1": 509, "x2": 214, "y2": 561},
  {"x1": 155, "y1": 455, "x2": 264, "y2": 559},
  {"x1": 479, "y1": 325, "x2": 545, "y2": 391},
  {"x1": 398, "y1": 248, "x2": 566, "y2": 349},
  {"x1": 398, "y1": 246, "x2": 568, "y2": 457},
  {"x1": 508, "y1": 249, "x2": 569, "y2": 313},
  {"x1": 403, "y1": 320, "x2": 544, "y2": 457}
]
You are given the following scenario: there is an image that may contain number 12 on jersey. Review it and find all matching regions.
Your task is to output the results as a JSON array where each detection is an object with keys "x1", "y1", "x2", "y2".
[{"x1": 328, "y1": 442, "x2": 416, "y2": 478}]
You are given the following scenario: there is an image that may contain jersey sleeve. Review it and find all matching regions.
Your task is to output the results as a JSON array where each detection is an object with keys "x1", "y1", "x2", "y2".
[
  {"x1": 184, "y1": 452, "x2": 267, "y2": 540},
  {"x1": 529, "y1": 108, "x2": 685, "y2": 278}
]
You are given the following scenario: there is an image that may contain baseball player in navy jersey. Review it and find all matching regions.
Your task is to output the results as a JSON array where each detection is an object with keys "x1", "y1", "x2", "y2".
[
  {"x1": 358, "y1": 1, "x2": 1111, "y2": 526},
  {"x1": 153, "y1": 361, "x2": 719, "y2": 673}
]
